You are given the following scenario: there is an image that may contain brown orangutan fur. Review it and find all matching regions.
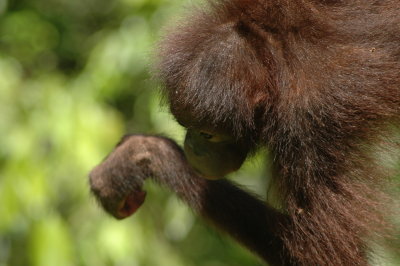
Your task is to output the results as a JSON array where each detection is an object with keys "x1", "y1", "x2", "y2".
[{"x1": 155, "y1": 0, "x2": 400, "y2": 265}]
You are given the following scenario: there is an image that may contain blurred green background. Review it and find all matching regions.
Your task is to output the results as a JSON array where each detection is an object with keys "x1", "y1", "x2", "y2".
[
  {"x1": 0, "y1": 0, "x2": 398, "y2": 265},
  {"x1": 0, "y1": 0, "x2": 269, "y2": 265}
]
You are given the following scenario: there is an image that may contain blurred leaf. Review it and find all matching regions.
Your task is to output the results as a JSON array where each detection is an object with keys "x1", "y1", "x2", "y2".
[{"x1": 29, "y1": 215, "x2": 75, "y2": 266}]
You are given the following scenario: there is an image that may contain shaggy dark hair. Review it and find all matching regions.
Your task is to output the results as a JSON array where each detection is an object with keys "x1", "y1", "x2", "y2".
[
  {"x1": 90, "y1": 1, "x2": 400, "y2": 265},
  {"x1": 157, "y1": 1, "x2": 400, "y2": 264}
]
